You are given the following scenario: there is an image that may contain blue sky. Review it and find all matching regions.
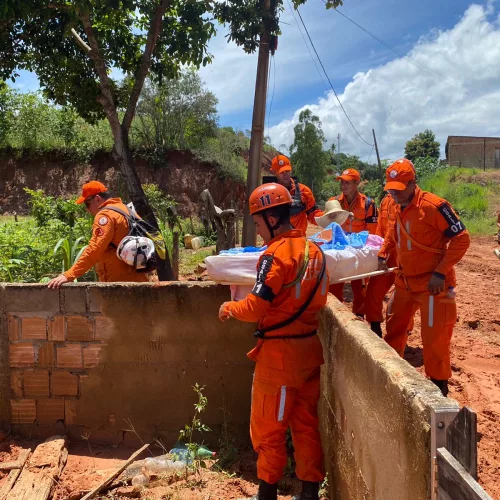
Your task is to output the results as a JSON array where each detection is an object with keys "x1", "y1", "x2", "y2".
[{"x1": 11, "y1": 0, "x2": 500, "y2": 160}]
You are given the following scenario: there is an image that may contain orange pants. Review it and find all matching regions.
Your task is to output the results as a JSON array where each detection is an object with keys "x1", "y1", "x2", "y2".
[
  {"x1": 250, "y1": 367, "x2": 324, "y2": 485},
  {"x1": 329, "y1": 279, "x2": 365, "y2": 316},
  {"x1": 386, "y1": 286, "x2": 456, "y2": 380},
  {"x1": 364, "y1": 272, "x2": 395, "y2": 323}
]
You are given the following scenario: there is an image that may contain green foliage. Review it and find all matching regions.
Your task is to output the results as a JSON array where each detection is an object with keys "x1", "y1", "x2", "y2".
[
  {"x1": 178, "y1": 384, "x2": 211, "y2": 477},
  {"x1": 405, "y1": 129, "x2": 440, "y2": 162},
  {"x1": 361, "y1": 179, "x2": 384, "y2": 202},
  {"x1": 413, "y1": 156, "x2": 440, "y2": 180},
  {"x1": 290, "y1": 109, "x2": 329, "y2": 194},
  {"x1": 195, "y1": 127, "x2": 248, "y2": 184},
  {"x1": 420, "y1": 167, "x2": 497, "y2": 235},
  {"x1": 0, "y1": 81, "x2": 14, "y2": 146},
  {"x1": 143, "y1": 184, "x2": 180, "y2": 229},
  {"x1": 53, "y1": 236, "x2": 88, "y2": 274},
  {"x1": 133, "y1": 71, "x2": 218, "y2": 159}
]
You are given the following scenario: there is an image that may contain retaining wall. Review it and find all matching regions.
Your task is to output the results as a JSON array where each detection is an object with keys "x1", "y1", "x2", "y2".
[
  {"x1": 318, "y1": 296, "x2": 458, "y2": 500},
  {"x1": 0, "y1": 282, "x2": 255, "y2": 446}
]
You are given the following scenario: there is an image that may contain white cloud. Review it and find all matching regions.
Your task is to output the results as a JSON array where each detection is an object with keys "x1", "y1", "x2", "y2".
[{"x1": 268, "y1": 3, "x2": 500, "y2": 161}]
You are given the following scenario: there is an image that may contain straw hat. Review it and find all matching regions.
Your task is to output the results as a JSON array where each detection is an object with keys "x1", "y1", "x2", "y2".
[{"x1": 315, "y1": 199, "x2": 353, "y2": 228}]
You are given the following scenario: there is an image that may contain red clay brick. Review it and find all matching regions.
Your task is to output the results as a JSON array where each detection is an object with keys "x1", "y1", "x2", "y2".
[
  {"x1": 37, "y1": 399, "x2": 65, "y2": 424},
  {"x1": 83, "y1": 344, "x2": 103, "y2": 368},
  {"x1": 9, "y1": 343, "x2": 35, "y2": 368},
  {"x1": 36, "y1": 342, "x2": 55, "y2": 368},
  {"x1": 66, "y1": 316, "x2": 94, "y2": 341},
  {"x1": 51, "y1": 371, "x2": 79, "y2": 396},
  {"x1": 94, "y1": 316, "x2": 114, "y2": 341},
  {"x1": 56, "y1": 344, "x2": 83, "y2": 369},
  {"x1": 11, "y1": 371, "x2": 23, "y2": 398},
  {"x1": 8, "y1": 315, "x2": 20, "y2": 341},
  {"x1": 11, "y1": 399, "x2": 36, "y2": 424},
  {"x1": 48, "y1": 315, "x2": 65, "y2": 341},
  {"x1": 21, "y1": 317, "x2": 47, "y2": 340},
  {"x1": 64, "y1": 399, "x2": 77, "y2": 425},
  {"x1": 23, "y1": 370, "x2": 50, "y2": 397}
]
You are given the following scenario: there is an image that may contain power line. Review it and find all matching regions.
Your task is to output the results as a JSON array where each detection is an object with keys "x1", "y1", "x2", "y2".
[
  {"x1": 294, "y1": 6, "x2": 374, "y2": 147},
  {"x1": 366, "y1": 144, "x2": 375, "y2": 164}
]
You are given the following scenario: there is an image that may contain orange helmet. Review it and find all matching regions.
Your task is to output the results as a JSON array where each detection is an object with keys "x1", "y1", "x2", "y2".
[{"x1": 249, "y1": 183, "x2": 292, "y2": 215}]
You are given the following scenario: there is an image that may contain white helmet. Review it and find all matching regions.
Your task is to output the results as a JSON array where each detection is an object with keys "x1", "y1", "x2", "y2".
[{"x1": 116, "y1": 236, "x2": 155, "y2": 270}]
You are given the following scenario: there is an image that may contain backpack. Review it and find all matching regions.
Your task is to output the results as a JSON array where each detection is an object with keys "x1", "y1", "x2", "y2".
[{"x1": 100, "y1": 205, "x2": 167, "y2": 273}]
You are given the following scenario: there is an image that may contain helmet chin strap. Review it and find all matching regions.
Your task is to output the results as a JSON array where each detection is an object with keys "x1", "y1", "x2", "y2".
[{"x1": 263, "y1": 212, "x2": 285, "y2": 240}]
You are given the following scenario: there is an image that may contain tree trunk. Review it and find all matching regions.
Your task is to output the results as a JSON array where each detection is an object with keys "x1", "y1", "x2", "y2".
[{"x1": 112, "y1": 127, "x2": 174, "y2": 281}]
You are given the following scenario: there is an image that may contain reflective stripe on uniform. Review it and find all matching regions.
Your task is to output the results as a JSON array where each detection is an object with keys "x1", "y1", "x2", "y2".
[
  {"x1": 278, "y1": 386, "x2": 287, "y2": 421},
  {"x1": 406, "y1": 221, "x2": 412, "y2": 250},
  {"x1": 396, "y1": 222, "x2": 401, "y2": 247},
  {"x1": 429, "y1": 295, "x2": 434, "y2": 328}
]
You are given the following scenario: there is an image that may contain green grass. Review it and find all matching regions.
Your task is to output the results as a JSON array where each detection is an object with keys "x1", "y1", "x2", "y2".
[
  {"x1": 420, "y1": 167, "x2": 500, "y2": 236},
  {"x1": 179, "y1": 247, "x2": 214, "y2": 276}
]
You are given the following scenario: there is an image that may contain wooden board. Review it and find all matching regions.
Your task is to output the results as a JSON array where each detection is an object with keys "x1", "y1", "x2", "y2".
[
  {"x1": 446, "y1": 406, "x2": 478, "y2": 479},
  {"x1": 5, "y1": 436, "x2": 67, "y2": 500},
  {"x1": 0, "y1": 450, "x2": 31, "y2": 472},
  {"x1": 0, "y1": 450, "x2": 30, "y2": 500},
  {"x1": 437, "y1": 448, "x2": 493, "y2": 500}
]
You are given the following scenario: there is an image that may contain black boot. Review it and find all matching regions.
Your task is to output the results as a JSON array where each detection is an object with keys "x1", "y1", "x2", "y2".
[
  {"x1": 292, "y1": 481, "x2": 320, "y2": 500},
  {"x1": 238, "y1": 480, "x2": 278, "y2": 500},
  {"x1": 370, "y1": 321, "x2": 383, "y2": 338},
  {"x1": 431, "y1": 378, "x2": 449, "y2": 397}
]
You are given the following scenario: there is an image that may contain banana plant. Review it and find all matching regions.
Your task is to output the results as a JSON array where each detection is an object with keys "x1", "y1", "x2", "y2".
[
  {"x1": 54, "y1": 236, "x2": 87, "y2": 274},
  {"x1": 0, "y1": 258, "x2": 25, "y2": 282}
]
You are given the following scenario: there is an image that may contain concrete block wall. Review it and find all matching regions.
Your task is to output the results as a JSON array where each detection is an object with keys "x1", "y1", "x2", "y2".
[
  {"x1": 0, "y1": 283, "x2": 255, "y2": 445},
  {"x1": 447, "y1": 136, "x2": 500, "y2": 169},
  {"x1": 318, "y1": 297, "x2": 459, "y2": 500}
]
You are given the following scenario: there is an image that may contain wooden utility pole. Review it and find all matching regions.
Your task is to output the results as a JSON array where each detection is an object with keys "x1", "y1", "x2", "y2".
[
  {"x1": 242, "y1": 0, "x2": 273, "y2": 246},
  {"x1": 372, "y1": 129, "x2": 382, "y2": 178}
]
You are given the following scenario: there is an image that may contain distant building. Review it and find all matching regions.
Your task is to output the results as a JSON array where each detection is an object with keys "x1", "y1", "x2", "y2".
[{"x1": 445, "y1": 136, "x2": 500, "y2": 169}]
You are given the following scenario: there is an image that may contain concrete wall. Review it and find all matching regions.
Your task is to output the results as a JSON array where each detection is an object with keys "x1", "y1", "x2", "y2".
[
  {"x1": 0, "y1": 282, "x2": 255, "y2": 446},
  {"x1": 318, "y1": 297, "x2": 458, "y2": 500},
  {"x1": 446, "y1": 136, "x2": 500, "y2": 169}
]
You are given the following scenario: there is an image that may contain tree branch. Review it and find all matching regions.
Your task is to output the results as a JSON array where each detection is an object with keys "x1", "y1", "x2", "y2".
[
  {"x1": 79, "y1": 11, "x2": 121, "y2": 131},
  {"x1": 70, "y1": 28, "x2": 91, "y2": 53},
  {"x1": 121, "y1": 0, "x2": 171, "y2": 134}
]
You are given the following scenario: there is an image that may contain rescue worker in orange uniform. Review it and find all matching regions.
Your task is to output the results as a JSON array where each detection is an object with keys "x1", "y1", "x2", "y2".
[
  {"x1": 271, "y1": 154, "x2": 322, "y2": 236},
  {"x1": 328, "y1": 168, "x2": 378, "y2": 316},
  {"x1": 378, "y1": 161, "x2": 470, "y2": 396},
  {"x1": 47, "y1": 181, "x2": 149, "y2": 288},
  {"x1": 219, "y1": 183, "x2": 328, "y2": 500},
  {"x1": 364, "y1": 159, "x2": 415, "y2": 337}
]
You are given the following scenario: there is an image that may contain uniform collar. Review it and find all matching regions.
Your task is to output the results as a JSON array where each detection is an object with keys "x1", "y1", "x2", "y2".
[
  {"x1": 401, "y1": 186, "x2": 422, "y2": 210},
  {"x1": 339, "y1": 191, "x2": 362, "y2": 205},
  {"x1": 267, "y1": 229, "x2": 303, "y2": 246},
  {"x1": 98, "y1": 197, "x2": 123, "y2": 209}
]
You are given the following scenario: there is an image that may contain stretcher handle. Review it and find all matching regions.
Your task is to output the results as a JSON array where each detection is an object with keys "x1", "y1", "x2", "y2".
[{"x1": 335, "y1": 267, "x2": 398, "y2": 283}]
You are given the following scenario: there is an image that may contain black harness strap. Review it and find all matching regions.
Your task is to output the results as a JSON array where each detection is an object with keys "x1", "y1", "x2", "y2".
[{"x1": 254, "y1": 243, "x2": 326, "y2": 340}]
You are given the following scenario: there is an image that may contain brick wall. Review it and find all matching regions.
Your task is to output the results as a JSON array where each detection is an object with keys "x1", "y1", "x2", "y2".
[
  {"x1": 0, "y1": 283, "x2": 255, "y2": 445},
  {"x1": 447, "y1": 136, "x2": 500, "y2": 169}
]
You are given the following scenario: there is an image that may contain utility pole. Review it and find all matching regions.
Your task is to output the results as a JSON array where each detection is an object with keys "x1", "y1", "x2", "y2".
[
  {"x1": 242, "y1": 0, "x2": 273, "y2": 246},
  {"x1": 372, "y1": 129, "x2": 383, "y2": 178}
]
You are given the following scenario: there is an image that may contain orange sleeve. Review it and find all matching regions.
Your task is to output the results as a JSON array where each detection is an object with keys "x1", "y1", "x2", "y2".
[
  {"x1": 378, "y1": 221, "x2": 396, "y2": 260},
  {"x1": 430, "y1": 202, "x2": 470, "y2": 276},
  {"x1": 64, "y1": 214, "x2": 115, "y2": 280},
  {"x1": 376, "y1": 197, "x2": 388, "y2": 238},
  {"x1": 225, "y1": 252, "x2": 285, "y2": 322},
  {"x1": 301, "y1": 185, "x2": 323, "y2": 226}
]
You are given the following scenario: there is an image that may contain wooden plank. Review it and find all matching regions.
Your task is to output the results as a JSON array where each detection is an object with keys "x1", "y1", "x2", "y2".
[
  {"x1": 437, "y1": 448, "x2": 493, "y2": 500},
  {"x1": 0, "y1": 450, "x2": 31, "y2": 472},
  {"x1": 6, "y1": 436, "x2": 67, "y2": 500},
  {"x1": 0, "y1": 451, "x2": 30, "y2": 500},
  {"x1": 80, "y1": 442, "x2": 151, "y2": 500},
  {"x1": 446, "y1": 406, "x2": 478, "y2": 478}
]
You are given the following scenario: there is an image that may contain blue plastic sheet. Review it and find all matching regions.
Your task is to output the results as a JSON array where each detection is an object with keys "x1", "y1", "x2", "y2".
[
  {"x1": 309, "y1": 223, "x2": 368, "y2": 250},
  {"x1": 220, "y1": 245, "x2": 267, "y2": 255}
]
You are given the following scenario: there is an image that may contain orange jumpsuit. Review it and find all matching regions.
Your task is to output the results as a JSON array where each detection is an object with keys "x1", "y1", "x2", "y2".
[
  {"x1": 288, "y1": 180, "x2": 322, "y2": 236},
  {"x1": 223, "y1": 229, "x2": 328, "y2": 485},
  {"x1": 328, "y1": 192, "x2": 378, "y2": 315},
  {"x1": 364, "y1": 195, "x2": 397, "y2": 323},
  {"x1": 378, "y1": 187, "x2": 470, "y2": 380},
  {"x1": 64, "y1": 198, "x2": 149, "y2": 283}
]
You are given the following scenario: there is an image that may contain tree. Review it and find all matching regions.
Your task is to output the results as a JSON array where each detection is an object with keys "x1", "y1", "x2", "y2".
[
  {"x1": 0, "y1": 0, "x2": 217, "y2": 280},
  {"x1": 404, "y1": 129, "x2": 441, "y2": 162},
  {"x1": 0, "y1": 81, "x2": 14, "y2": 147},
  {"x1": 289, "y1": 109, "x2": 328, "y2": 193},
  {"x1": 133, "y1": 70, "x2": 218, "y2": 156}
]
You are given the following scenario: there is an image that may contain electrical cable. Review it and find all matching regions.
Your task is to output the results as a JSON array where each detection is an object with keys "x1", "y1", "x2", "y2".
[{"x1": 295, "y1": 6, "x2": 373, "y2": 146}]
